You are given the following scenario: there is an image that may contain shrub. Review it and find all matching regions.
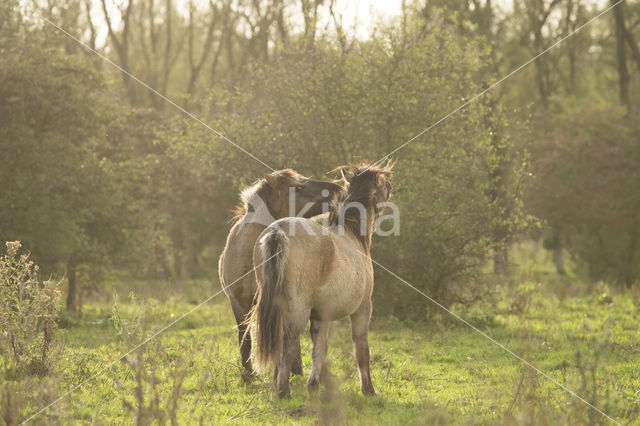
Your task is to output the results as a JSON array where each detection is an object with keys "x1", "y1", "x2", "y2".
[
  {"x1": 0, "y1": 241, "x2": 61, "y2": 376},
  {"x1": 526, "y1": 106, "x2": 640, "y2": 286},
  {"x1": 199, "y1": 11, "x2": 528, "y2": 317},
  {"x1": 109, "y1": 292, "x2": 187, "y2": 425},
  {"x1": 119, "y1": 348, "x2": 187, "y2": 426}
]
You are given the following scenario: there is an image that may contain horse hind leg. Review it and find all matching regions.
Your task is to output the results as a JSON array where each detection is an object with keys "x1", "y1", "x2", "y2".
[
  {"x1": 231, "y1": 301, "x2": 253, "y2": 381},
  {"x1": 237, "y1": 322, "x2": 253, "y2": 381},
  {"x1": 308, "y1": 319, "x2": 330, "y2": 394},
  {"x1": 275, "y1": 307, "x2": 309, "y2": 398},
  {"x1": 276, "y1": 331, "x2": 301, "y2": 398},
  {"x1": 350, "y1": 301, "x2": 376, "y2": 396},
  {"x1": 291, "y1": 339, "x2": 304, "y2": 376},
  {"x1": 273, "y1": 324, "x2": 302, "y2": 381}
]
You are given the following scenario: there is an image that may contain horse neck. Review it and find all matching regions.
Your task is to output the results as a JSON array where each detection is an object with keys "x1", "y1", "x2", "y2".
[
  {"x1": 230, "y1": 214, "x2": 267, "y2": 248},
  {"x1": 240, "y1": 193, "x2": 281, "y2": 226},
  {"x1": 331, "y1": 202, "x2": 375, "y2": 253},
  {"x1": 235, "y1": 214, "x2": 268, "y2": 232},
  {"x1": 228, "y1": 196, "x2": 275, "y2": 251}
]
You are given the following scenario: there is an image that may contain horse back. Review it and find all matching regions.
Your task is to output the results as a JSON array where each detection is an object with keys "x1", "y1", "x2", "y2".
[{"x1": 257, "y1": 218, "x2": 373, "y2": 321}]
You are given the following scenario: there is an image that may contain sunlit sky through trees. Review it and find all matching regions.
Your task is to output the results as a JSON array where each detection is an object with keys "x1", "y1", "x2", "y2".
[
  {"x1": 56, "y1": 0, "x2": 406, "y2": 46},
  {"x1": 55, "y1": 0, "x2": 610, "y2": 50}
]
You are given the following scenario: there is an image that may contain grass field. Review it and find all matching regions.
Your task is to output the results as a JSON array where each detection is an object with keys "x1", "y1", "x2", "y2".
[{"x1": 2, "y1": 244, "x2": 640, "y2": 425}]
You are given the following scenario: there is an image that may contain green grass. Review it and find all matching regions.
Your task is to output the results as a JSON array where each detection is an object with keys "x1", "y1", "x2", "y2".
[{"x1": 2, "y1": 244, "x2": 640, "y2": 425}]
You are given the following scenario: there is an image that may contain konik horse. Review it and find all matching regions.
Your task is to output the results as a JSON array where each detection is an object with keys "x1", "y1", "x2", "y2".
[
  {"x1": 248, "y1": 163, "x2": 393, "y2": 397},
  {"x1": 219, "y1": 169, "x2": 342, "y2": 379}
]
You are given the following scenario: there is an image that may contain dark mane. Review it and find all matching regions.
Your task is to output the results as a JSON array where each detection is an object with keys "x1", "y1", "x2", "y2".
[
  {"x1": 232, "y1": 169, "x2": 303, "y2": 221},
  {"x1": 329, "y1": 163, "x2": 393, "y2": 250}
]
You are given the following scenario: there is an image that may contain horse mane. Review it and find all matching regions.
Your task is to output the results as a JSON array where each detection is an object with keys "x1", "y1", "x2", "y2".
[
  {"x1": 329, "y1": 162, "x2": 393, "y2": 249},
  {"x1": 232, "y1": 169, "x2": 304, "y2": 221}
]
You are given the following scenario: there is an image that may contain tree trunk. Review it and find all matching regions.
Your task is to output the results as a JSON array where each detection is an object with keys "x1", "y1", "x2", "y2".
[
  {"x1": 101, "y1": 0, "x2": 135, "y2": 104},
  {"x1": 66, "y1": 259, "x2": 78, "y2": 313},
  {"x1": 612, "y1": 0, "x2": 630, "y2": 109},
  {"x1": 544, "y1": 228, "x2": 565, "y2": 275},
  {"x1": 623, "y1": 227, "x2": 637, "y2": 288},
  {"x1": 553, "y1": 247, "x2": 566, "y2": 275},
  {"x1": 483, "y1": 88, "x2": 511, "y2": 276},
  {"x1": 178, "y1": 242, "x2": 199, "y2": 280},
  {"x1": 494, "y1": 246, "x2": 509, "y2": 276}
]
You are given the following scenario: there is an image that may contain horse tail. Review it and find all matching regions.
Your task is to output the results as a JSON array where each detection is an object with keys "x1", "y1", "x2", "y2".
[{"x1": 249, "y1": 228, "x2": 289, "y2": 375}]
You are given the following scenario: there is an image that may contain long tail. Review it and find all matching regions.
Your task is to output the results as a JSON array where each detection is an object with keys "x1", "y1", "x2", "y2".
[{"x1": 248, "y1": 228, "x2": 289, "y2": 375}]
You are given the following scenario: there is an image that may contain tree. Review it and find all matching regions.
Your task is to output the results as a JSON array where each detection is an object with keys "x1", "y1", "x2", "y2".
[
  {"x1": 0, "y1": 28, "x2": 147, "y2": 311},
  {"x1": 612, "y1": 0, "x2": 630, "y2": 109},
  {"x1": 526, "y1": 105, "x2": 640, "y2": 286},
  {"x1": 207, "y1": 10, "x2": 527, "y2": 314}
]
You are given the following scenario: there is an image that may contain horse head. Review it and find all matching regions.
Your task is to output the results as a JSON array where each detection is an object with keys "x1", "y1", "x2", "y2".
[{"x1": 240, "y1": 169, "x2": 342, "y2": 222}]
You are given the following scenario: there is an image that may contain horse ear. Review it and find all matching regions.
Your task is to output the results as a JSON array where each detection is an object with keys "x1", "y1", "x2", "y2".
[
  {"x1": 380, "y1": 158, "x2": 395, "y2": 174},
  {"x1": 264, "y1": 173, "x2": 279, "y2": 189},
  {"x1": 332, "y1": 165, "x2": 356, "y2": 183},
  {"x1": 255, "y1": 179, "x2": 274, "y2": 202},
  {"x1": 342, "y1": 167, "x2": 356, "y2": 183}
]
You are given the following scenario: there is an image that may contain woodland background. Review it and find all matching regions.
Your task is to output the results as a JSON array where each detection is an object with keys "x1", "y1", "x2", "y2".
[
  {"x1": 2, "y1": 0, "x2": 640, "y2": 423},
  {"x1": 3, "y1": 0, "x2": 640, "y2": 313}
]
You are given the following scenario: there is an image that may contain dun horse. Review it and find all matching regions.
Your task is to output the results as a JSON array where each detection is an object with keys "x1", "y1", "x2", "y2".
[
  {"x1": 248, "y1": 163, "x2": 393, "y2": 397},
  {"x1": 219, "y1": 169, "x2": 342, "y2": 379}
]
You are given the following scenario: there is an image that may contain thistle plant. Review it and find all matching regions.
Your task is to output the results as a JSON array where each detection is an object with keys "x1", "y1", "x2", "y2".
[{"x1": 0, "y1": 241, "x2": 61, "y2": 376}]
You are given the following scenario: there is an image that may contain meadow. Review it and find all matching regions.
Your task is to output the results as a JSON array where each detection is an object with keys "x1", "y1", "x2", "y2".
[
  {"x1": 2, "y1": 243, "x2": 639, "y2": 425},
  {"x1": 3, "y1": 1, "x2": 640, "y2": 424}
]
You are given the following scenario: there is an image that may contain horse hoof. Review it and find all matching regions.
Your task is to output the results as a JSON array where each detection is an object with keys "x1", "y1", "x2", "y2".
[
  {"x1": 241, "y1": 370, "x2": 254, "y2": 383},
  {"x1": 307, "y1": 379, "x2": 320, "y2": 394},
  {"x1": 362, "y1": 386, "x2": 376, "y2": 396},
  {"x1": 277, "y1": 388, "x2": 291, "y2": 399}
]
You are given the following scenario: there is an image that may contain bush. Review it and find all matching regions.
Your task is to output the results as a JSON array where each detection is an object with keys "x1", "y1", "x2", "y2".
[
  {"x1": 199, "y1": 11, "x2": 528, "y2": 317},
  {"x1": 109, "y1": 291, "x2": 187, "y2": 425},
  {"x1": 0, "y1": 241, "x2": 61, "y2": 376},
  {"x1": 119, "y1": 347, "x2": 187, "y2": 426},
  {"x1": 526, "y1": 105, "x2": 640, "y2": 286},
  {"x1": 0, "y1": 377, "x2": 62, "y2": 424}
]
